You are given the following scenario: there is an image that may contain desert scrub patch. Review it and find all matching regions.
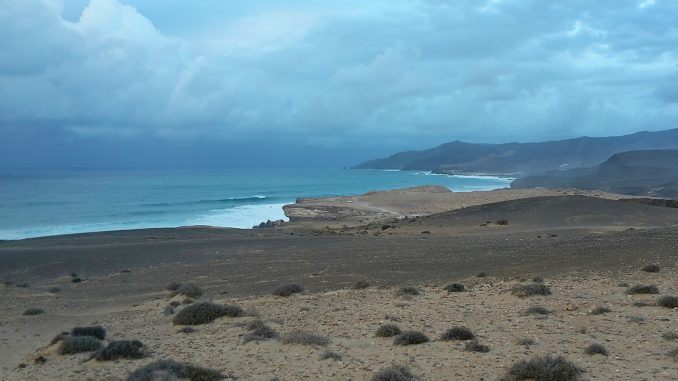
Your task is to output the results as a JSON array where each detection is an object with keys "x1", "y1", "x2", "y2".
[
  {"x1": 500, "y1": 355, "x2": 583, "y2": 381},
  {"x1": 516, "y1": 337, "x2": 535, "y2": 346},
  {"x1": 641, "y1": 264, "x2": 660, "y2": 273},
  {"x1": 167, "y1": 283, "x2": 203, "y2": 298},
  {"x1": 272, "y1": 283, "x2": 304, "y2": 297},
  {"x1": 72, "y1": 326, "x2": 106, "y2": 340},
  {"x1": 352, "y1": 280, "x2": 370, "y2": 289},
  {"x1": 589, "y1": 306, "x2": 611, "y2": 315},
  {"x1": 127, "y1": 359, "x2": 228, "y2": 381},
  {"x1": 397, "y1": 286, "x2": 420, "y2": 296},
  {"x1": 394, "y1": 331, "x2": 429, "y2": 346},
  {"x1": 625, "y1": 284, "x2": 659, "y2": 295},
  {"x1": 243, "y1": 321, "x2": 278, "y2": 343},
  {"x1": 370, "y1": 365, "x2": 419, "y2": 381},
  {"x1": 511, "y1": 283, "x2": 552, "y2": 297},
  {"x1": 464, "y1": 340, "x2": 490, "y2": 353},
  {"x1": 663, "y1": 332, "x2": 678, "y2": 341},
  {"x1": 476, "y1": 272, "x2": 488, "y2": 278},
  {"x1": 496, "y1": 219, "x2": 509, "y2": 225},
  {"x1": 532, "y1": 276, "x2": 544, "y2": 283},
  {"x1": 319, "y1": 351, "x2": 342, "y2": 361},
  {"x1": 628, "y1": 315, "x2": 646, "y2": 323},
  {"x1": 443, "y1": 283, "x2": 465, "y2": 292},
  {"x1": 668, "y1": 348, "x2": 678, "y2": 362},
  {"x1": 93, "y1": 340, "x2": 147, "y2": 361},
  {"x1": 22, "y1": 308, "x2": 44, "y2": 316},
  {"x1": 657, "y1": 295, "x2": 678, "y2": 308},
  {"x1": 523, "y1": 306, "x2": 551, "y2": 316},
  {"x1": 177, "y1": 327, "x2": 196, "y2": 334},
  {"x1": 440, "y1": 326, "x2": 475, "y2": 341},
  {"x1": 584, "y1": 343, "x2": 608, "y2": 356},
  {"x1": 173, "y1": 302, "x2": 244, "y2": 325},
  {"x1": 280, "y1": 331, "x2": 329, "y2": 346},
  {"x1": 59, "y1": 336, "x2": 102, "y2": 355},
  {"x1": 376, "y1": 324, "x2": 402, "y2": 338},
  {"x1": 48, "y1": 287, "x2": 62, "y2": 294}
]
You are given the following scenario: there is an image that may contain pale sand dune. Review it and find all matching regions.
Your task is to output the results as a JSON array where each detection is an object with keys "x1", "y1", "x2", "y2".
[{"x1": 283, "y1": 186, "x2": 635, "y2": 224}]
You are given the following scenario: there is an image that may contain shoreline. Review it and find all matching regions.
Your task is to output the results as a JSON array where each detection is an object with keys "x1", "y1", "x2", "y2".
[{"x1": 0, "y1": 171, "x2": 513, "y2": 241}]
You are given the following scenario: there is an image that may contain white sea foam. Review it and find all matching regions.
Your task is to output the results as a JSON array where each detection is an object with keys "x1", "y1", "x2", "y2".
[
  {"x1": 0, "y1": 220, "x2": 171, "y2": 240},
  {"x1": 0, "y1": 203, "x2": 290, "y2": 240},
  {"x1": 185, "y1": 203, "x2": 289, "y2": 229}
]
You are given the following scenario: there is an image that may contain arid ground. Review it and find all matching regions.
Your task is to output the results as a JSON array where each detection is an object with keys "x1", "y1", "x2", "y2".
[{"x1": 1, "y1": 187, "x2": 677, "y2": 380}]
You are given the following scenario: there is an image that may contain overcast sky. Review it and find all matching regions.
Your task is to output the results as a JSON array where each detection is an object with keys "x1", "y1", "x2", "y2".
[{"x1": 1, "y1": 0, "x2": 677, "y2": 169}]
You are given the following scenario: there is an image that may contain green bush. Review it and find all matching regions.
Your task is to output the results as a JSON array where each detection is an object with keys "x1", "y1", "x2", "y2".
[
  {"x1": 273, "y1": 283, "x2": 304, "y2": 297},
  {"x1": 22, "y1": 308, "x2": 44, "y2": 316},
  {"x1": 280, "y1": 331, "x2": 329, "y2": 346},
  {"x1": 440, "y1": 326, "x2": 475, "y2": 341},
  {"x1": 500, "y1": 355, "x2": 583, "y2": 381},
  {"x1": 464, "y1": 340, "x2": 490, "y2": 353},
  {"x1": 516, "y1": 337, "x2": 535, "y2": 346},
  {"x1": 72, "y1": 326, "x2": 106, "y2": 340},
  {"x1": 511, "y1": 284, "x2": 552, "y2": 297},
  {"x1": 319, "y1": 351, "x2": 342, "y2": 361},
  {"x1": 443, "y1": 283, "x2": 465, "y2": 292},
  {"x1": 657, "y1": 296, "x2": 678, "y2": 308},
  {"x1": 394, "y1": 331, "x2": 429, "y2": 346},
  {"x1": 173, "y1": 302, "x2": 244, "y2": 325},
  {"x1": 370, "y1": 365, "x2": 418, "y2": 381},
  {"x1": 626, "y1": 284, "x2": 659, "y2": 295},
  {"x1": 94, "y1": 340, "x2": 146, "y2": 361},
  {"x1": 376, "y1": 324, "x2": 402, "y2": 338},
  {"x1": 584, "y1": 343, "x2": 608, "y2": 356},
  {"x1": 523, "y1": 306, "x2": 551, "y2": 316},
  {"x1": 126, "y1": 360, "x2": 225, "y2": 381},
  {"x1": 243, "y1": 322, "x2": 278, "y2": 343},
  {"x1": 167, "y1": 283, "x2": 203, "y2": 298},
  {"x1": 589, "y1": 306, "x2": 611, "y2": 315},
  {"x1": 397, "y1": 286, "x2": 420, "y2": 296},
  {"x1": 641, "y1": 264, "x2": 660, "y2": 273},
  {"x1": 59, "y1": 336, "x2": 102, "y2": 355}
]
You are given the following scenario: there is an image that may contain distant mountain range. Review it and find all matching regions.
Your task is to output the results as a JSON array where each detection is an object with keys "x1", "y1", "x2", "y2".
[
  {"x1": 353, "y1": 128, "x2": 678, "y2": 176},
  {"x1": 511, "y1": 149, "x2": 678, "y2": 198}
]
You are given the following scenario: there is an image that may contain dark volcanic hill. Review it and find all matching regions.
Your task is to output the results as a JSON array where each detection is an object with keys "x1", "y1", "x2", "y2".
[
  {"x1": 353, "y1": 128, "x2": 678, "y2": 176},
  {"x1": 511, "y1": 150, "x2": 678, "y2": 198}
]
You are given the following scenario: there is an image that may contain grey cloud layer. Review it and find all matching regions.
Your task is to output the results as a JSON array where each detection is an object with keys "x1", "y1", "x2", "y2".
[{"x1": 1, "y1": 0, "x2": 677, "y2": 146}]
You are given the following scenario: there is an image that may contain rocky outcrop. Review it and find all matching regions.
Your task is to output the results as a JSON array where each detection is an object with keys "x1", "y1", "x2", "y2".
[{"x1": 252, "y1": 219, "x2": 285, "y2": 229}]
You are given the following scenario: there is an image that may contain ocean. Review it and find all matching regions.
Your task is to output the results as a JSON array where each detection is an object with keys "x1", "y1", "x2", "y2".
[{"x1": 0, "y1": 169, "x2": 512, "y2": 240}]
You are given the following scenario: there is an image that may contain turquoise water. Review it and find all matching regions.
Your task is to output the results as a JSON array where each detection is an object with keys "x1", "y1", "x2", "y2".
[{"x1": 0, "y1": 169, "x2": 512, "y2": 240}]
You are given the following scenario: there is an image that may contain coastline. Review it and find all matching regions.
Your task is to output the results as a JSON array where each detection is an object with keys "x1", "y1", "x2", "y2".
[{"x1": 0, "y1": 170, "x2": 512, "y2": 241}]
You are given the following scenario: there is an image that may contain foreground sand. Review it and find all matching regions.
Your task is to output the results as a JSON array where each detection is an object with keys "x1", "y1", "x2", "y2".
[{"x1": 3, "y1": 270, "x2": 677, "y2": 380}]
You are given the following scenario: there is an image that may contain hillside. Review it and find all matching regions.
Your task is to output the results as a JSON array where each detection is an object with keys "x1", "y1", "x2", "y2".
[
  {"x1": 353, "y1": 128, "x2": 678, "y2": 176},
  {"x1": 511, "y1": 150, "x2": 678, "y2": 198}
]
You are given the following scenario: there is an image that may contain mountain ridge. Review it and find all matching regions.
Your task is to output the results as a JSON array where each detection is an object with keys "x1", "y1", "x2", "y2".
[
  {"x1": 353, "y1": 128, "x2": 678, "y2": 176},
  {"x1": 511, "y1": 149, "x2": 678, "y2": 198}
]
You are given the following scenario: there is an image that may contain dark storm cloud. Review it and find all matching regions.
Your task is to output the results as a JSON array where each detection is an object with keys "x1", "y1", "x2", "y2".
[{"x1": 1, "y1": 0, "x2": 677, "y2": 168}]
